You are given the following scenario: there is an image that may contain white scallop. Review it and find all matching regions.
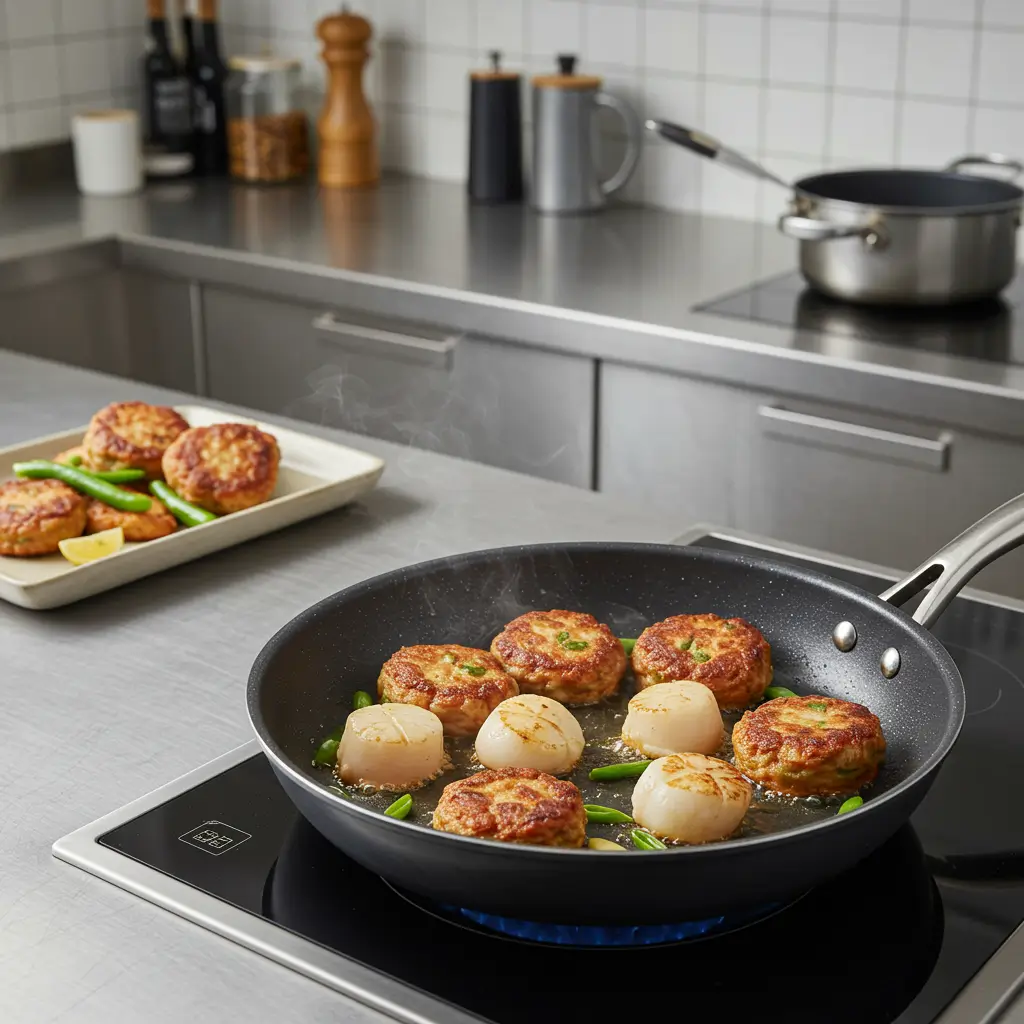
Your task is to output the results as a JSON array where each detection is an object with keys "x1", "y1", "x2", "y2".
[
  {"x1": 621, "y1": 680, "x2": 723, "y2": 758},
  {"x1": 631, "y1": 753, "x2": 752, "y2": 844},
  {"x1": 337, "y1": 703, "x2": 445, "y2": 791},
  {"x1": 474, "y1": 694, "x2": 585, "y2": 775}
]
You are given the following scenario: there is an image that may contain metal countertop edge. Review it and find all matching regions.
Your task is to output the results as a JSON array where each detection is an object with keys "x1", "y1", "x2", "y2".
[
  {"x1": 52, "y1": 528, "x2": 1024, "y2": 1024},
  {"x1": 52, "y1": 741, "x2": 483, "y2": 1024},
  {"x1": 115, "y1": 234, "x2": 1024, "y2": 440}
]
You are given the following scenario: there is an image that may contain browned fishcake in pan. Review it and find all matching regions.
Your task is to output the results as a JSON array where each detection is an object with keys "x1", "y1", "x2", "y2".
[
  {"x1": 490, "y1": 608, "x2": 627, "y2": 705},
  {"x1": 732, "y1": 694, "x2": 886, "y2": 797},
  {"x1": 377, "y1": 644, "x2": 518, "y2": 737},
  {"x1": 83, "y1": 401, "x2": 190, "y2": 478},
  {"x1": 0, "y1": 479, "x2": 87, "y2": 556},
  {"x1": 162, "y1": 422, "x2": 280, "y2": 515},
  {"x1": 631, "y1": 612, "x2": 773, "y2": 708},
  {"x1": 433, "y1": 767, "x2": 587, "y2": 847}
]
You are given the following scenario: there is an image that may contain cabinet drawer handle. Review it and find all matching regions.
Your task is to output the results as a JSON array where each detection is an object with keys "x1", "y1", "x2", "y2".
[
  {"x1": 757, "y1": 406, "x2": 951, "y2": 472},
  {"x1": 312, "y1": 312, "x2": 461, "y2": 369}
]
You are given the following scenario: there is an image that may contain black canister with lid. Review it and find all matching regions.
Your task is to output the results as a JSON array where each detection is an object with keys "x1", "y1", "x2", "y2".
[{"x1": 468, "y1": 51, "x2": 523, "y2": 203}]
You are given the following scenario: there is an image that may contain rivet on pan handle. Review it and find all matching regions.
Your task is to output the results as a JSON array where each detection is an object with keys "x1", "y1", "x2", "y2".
[{"x1": 879, "y1": 490, "x2": 1024, "y2": 630}]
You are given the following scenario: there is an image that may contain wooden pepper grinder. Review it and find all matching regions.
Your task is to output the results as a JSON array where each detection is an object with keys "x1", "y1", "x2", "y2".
[{"x1": 316, "y1": 5, "x2": 378, "y2": 188}]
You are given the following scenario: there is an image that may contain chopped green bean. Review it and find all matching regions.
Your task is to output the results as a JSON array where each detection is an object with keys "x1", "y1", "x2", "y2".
[
  {"x1": 589, "y1": 760, "x2": 653, "y2": 782},
  {"x1": 584, "y1": 804, "x2": 634, "y2": 824},
  {"x1": 67, "y1": 454, "x2": 83, "y2": 466},
  {"x1": 563, "y1": 640, "x2": 589, "y2": 651},
  {"x1": 384, "y1": 794, "x2": 413, "y2": 820},
  {"x1": 353, "y1": 690, "x2": 373, "y2": 710},
  {"x1": 807, "y1": 701, "x2": 828, "y2": 712},
  {"x1": 14, "y1": 460, "x2": 151, "y2": 512},
  {"x1": 691, "y1": 649, "x2": 711, "y2": 663},
  {"x1": 630, "y1": 829, "x2": 667, "y2": 851},
  {"x1": 556, "y1": 631, "x2": 570, "y2": 643},
  {"x1": 677, "y1": 637, "x2": 693, "y2": 651},
  {"x1": 764, "y1": 685, "x2": 797, "y2": 700},
  {"x1": 619, "y1": 637, "x2": 637, "y2": 655},
  {"x1": 837, "y1": 795, "x2": 864, "y2": 815},
  {"x1": 313, "y1": 727, "x2": 343, "y2": 766},
  {"x1": 460, "y1": 664, "x2": 486, "y2": 676}
]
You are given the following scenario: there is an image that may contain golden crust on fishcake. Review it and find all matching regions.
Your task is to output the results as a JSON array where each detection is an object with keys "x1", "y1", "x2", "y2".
[
  {"x1": 377, "y1": 644, "x2": 519, "y2": 737},
  {"x1": 162, "y1": 422, "x2": 279, "y2": 515},
  {"x1": 490, "y1": 609, "x2": 627, "y2": 705},
  {"x1": 86, "y1": 496, "x2": 177, "y2": 542},
  {"x1": 0, "y1": 479, "x2": 87, "y2": 556},
  {"x1": 83, "y1": 401, "x2": 190, "y2": 478},
  {"x1": 432, "y1": 767, "x2": 586, "y2": 847},
  {"x1": 732, "y1": 695, "x2": 886, "y2": 797},
  {"x1": 631, "y1": 613, "x2": 772, "y2": 708},
  {"x1": 53, "y1": 445, "x2": 98, "y2": 469}
]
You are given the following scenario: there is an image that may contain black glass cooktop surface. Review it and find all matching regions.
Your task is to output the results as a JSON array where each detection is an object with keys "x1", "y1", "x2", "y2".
[
  {"x1": 95, "y1": 538, "x2": 1024, "y2": 1024},
  {"x1": 697, "y1": 271, "x2": 1024, "y2": 365}
]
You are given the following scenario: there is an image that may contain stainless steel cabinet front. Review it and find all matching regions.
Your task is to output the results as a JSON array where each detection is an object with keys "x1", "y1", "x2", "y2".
[
  {"x1": 599, "y1": 363, "x2": 1024, "y2": 599},
  {"x1": 202, "y1": 285, "x2": 595, "y2": 488}
]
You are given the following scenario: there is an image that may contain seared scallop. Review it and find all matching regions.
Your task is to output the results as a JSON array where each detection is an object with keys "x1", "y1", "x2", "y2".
[
  {"x1": 377, "y1": 644, "x2": 519, "y2": 737},
  {"x1": 631, "y1": 613, "x2": 772, "y2": 709},
  {"x1": 0, "y1": 479, "x2": 87, "y2": 556},
  {"x1": 475, "y1": 694, "x2": 585, "y2": 774},
  {"x1": 490, "y1": 609, "x2": 627, "y2": 705},
  {"x1": 83, "y1": 401, "x2": 190, "y2": 478},
  {"x1": 732, "y1": 695, "x2": 886, "y2": 797},
  {"x1": 621, "y1": 680, "x2": 724, "y2": 759},
  {"x1": 337, "y1": 703, "x2": 446, "y2": 792},
  {"x1": 433, "y1": 767, "x2": 586, "y2": 847},
  {"x1": 631, "y1": 753, "x2": 752, "y2": 844}
]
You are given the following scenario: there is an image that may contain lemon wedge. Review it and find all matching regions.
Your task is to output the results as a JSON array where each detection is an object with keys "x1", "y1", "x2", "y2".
[
  {"x1": 588, "y1": 837, "x2": 625, "y2": 851},
  {"x1": 59, "y1": 527, "x2": 124, "y2": 565}
]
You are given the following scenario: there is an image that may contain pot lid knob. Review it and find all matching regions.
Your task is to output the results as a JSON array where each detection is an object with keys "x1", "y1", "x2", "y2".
[{"x1": 557, "y1": 53, "x2": 577, "y2": 75}]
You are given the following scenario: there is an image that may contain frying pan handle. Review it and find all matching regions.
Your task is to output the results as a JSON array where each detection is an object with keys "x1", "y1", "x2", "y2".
[
  {"x1": 879, "y1": 491, "x2": 1024, "y2": 628},
  {"x1": 944, "y1": 153, "x2": 1024, "y2": 181}
]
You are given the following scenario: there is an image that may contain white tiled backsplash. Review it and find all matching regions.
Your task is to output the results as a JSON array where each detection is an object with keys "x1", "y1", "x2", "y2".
[{"x1": 1, "y1": 0, "x2": 1024, "y2": 223}]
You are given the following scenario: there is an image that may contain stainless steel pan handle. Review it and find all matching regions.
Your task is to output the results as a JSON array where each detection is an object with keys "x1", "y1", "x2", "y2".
[
  {"x1": 778, "y1": 214, "x2": 889, "y2": 249},
  {"x1": 880, "y1": 491, "x2": 1024, "y2": 628},
  {"x1": 944, "y1": 153, "x2": 1024, "y2": 181}
]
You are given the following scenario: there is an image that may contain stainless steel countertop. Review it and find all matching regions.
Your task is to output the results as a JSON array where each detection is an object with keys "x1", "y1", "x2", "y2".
[
  {"x1": 0, "y1": 349, "x2": 682, "y2": 1024},
  {"x1": 4, "y1": 174, "x2": 1024, "y2": 438}
]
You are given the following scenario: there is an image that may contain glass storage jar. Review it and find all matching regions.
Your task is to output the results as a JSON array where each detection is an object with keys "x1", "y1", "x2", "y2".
[{"x1": 226, "y1": 56, "x2": 310, "y2": 183}]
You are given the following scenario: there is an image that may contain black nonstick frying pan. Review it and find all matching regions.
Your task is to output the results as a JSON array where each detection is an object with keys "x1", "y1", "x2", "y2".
[{"x1": 248, "y1": 493, "x2": 1024, "y2": 926}]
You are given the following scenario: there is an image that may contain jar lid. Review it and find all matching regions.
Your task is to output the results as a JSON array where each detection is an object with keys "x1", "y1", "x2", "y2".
[{"x1": 228, "y1": 55, "x2": 302, "y2": 73}]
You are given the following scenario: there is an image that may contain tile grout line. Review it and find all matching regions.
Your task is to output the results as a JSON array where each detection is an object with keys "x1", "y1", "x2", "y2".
[
  {"x1": 891, "y1": 0, "x2": 910, "y2": 165},
  {"x1": 966, "y1": 0, "x2": 984, "y2": 152}
]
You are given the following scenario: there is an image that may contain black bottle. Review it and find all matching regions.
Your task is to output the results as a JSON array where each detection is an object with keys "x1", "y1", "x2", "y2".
[
  {"x1": 190, "y1": 0, "x2": 229, "y2": 174},
  {"x1": 143, "y1": 0, "x2": 192, "y2": 153}
]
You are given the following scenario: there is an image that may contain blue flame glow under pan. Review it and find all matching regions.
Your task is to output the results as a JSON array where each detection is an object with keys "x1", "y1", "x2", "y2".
[{"x1": 452, "y1": 903, "x2": 784, "y2": 947}]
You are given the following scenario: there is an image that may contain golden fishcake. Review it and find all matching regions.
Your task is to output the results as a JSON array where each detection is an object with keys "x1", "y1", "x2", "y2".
[
  {"x1": 0, "y1": 479, "x2": 87, "y2": 556},
  {"x1": 83, "y1": 401, "x2": 190, "y2": 478}
]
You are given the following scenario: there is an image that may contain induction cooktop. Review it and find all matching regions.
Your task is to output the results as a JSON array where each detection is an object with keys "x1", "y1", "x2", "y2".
[
  {"x1": 696, "y1": 270, "x2": 1024, "y2": 366},
  {"x1": 53, "y1": 531, "x2": 1024, "y2": 1024}
]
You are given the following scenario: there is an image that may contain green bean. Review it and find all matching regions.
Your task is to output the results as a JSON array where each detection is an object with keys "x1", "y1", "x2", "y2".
[
  {"x1": 67, "y1": 454, "x2": 83, "y2": 466},
  {"x1": 584, "y1": 804, "x2": 633, "y2": 824},
  {"x1": 764, "y1": 685, "x2": 797, "y2": 700},
  {"x1": 13, "y1": 460, "x2": 151, "y2": 512},
  {"x1": 313, "y1": 726, "x2": 343, "y2": 766},
  {"x1": 589, "y1": 760, "x2": 653, "y2": 782},
  {"x1": 82, "y1": 468, "x2": 146, "y2": 484},
  {"x1": 837, "y1": 795, "x2": 864, "y2": 815},
  {"x1": 149, "y1": 480, "x2": 217, "y2": 527},
  {"x1": 620, "y1": 637, "x2": 637, "y2": 655},
  {"x1": 353, "y1": 690, "x2": 374, "y2": 710},
  {"x1": 384, "y1": 794, "x2": 413, "y2": 820},
  {"x1": 630, "y1": 829, "x2": 667, "y2": 851}
]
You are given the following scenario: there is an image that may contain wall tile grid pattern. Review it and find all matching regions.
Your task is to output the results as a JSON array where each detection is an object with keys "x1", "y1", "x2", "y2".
[
  {"x1": 0, "y1": 1, "x2": 1023, "y2": 224},
  {"x1": 0, "y1": 0, "x2": 147, "y2": 150}
]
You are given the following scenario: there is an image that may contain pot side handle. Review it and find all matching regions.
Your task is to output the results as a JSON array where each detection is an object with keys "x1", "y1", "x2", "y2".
[
  {"x1": 778, "y1": 214, "x2": 888, "y2": 250},
  {"x1": 944, "y1": 153, "x2": 1024, "y2": 181},
  {"x1": 879, "y1": 492, "x2": 1024, "y2": 628}
]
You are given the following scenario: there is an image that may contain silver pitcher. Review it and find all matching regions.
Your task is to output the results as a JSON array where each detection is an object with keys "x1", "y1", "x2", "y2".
[{"x1": 531, "y1": 55, "x2": 641, "y2": 215}]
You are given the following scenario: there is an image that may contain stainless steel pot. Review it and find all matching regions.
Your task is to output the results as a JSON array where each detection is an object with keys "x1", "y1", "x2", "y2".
[
  {"x1": 780, "y1": 157, "x2": 1024, "y2": 305},
  {"x1": 646, "y1": 119, "x2": 1024, "y2": 306}
]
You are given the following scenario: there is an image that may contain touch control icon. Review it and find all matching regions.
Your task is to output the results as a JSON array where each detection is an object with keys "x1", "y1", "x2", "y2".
[{"x1": 178, "y1": 821, "x2": 251, "y2": 856}]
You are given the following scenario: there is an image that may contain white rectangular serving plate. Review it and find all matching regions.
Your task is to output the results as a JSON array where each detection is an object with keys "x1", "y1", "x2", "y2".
[{"x1": 0, "y1": 405, "x2": 384, "y2": 610}]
